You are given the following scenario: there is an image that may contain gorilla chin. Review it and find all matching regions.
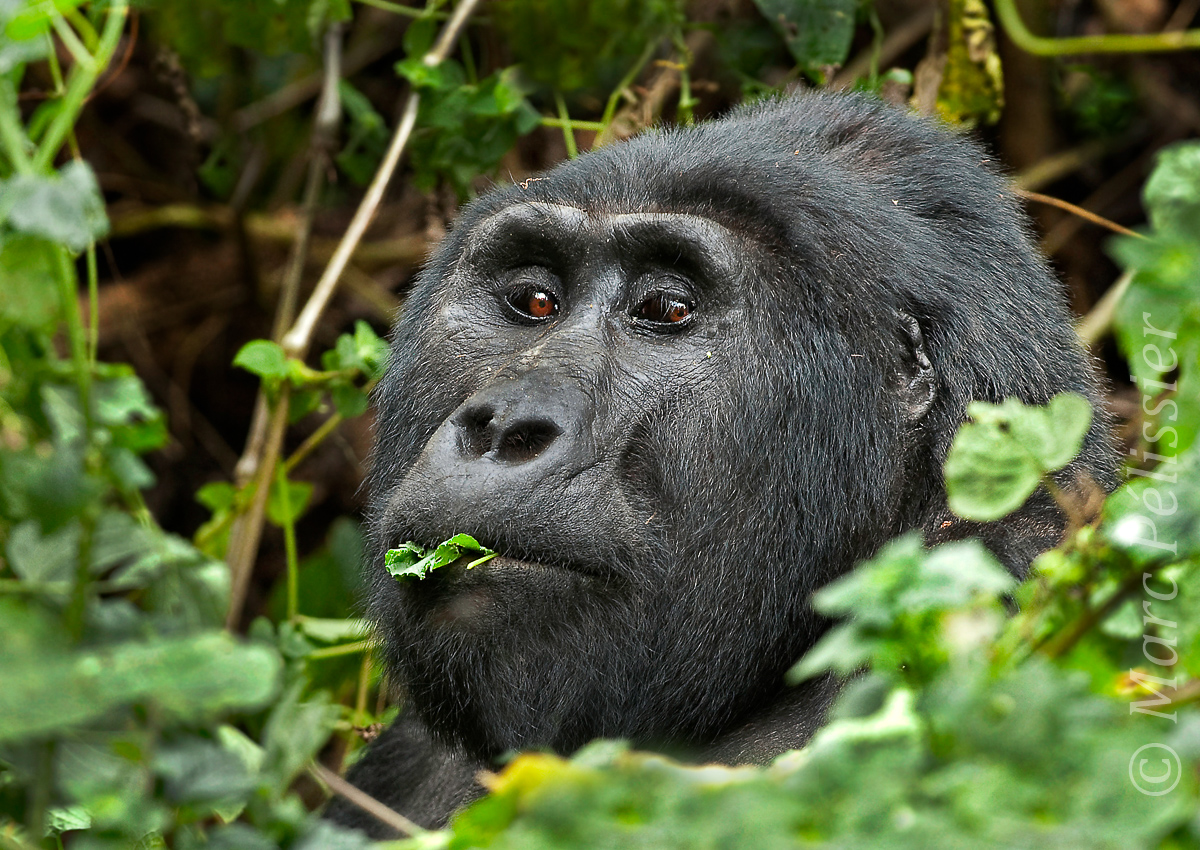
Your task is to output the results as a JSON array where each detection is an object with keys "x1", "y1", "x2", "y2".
[{"x1": 326, "y1": 89, "x2": 1117, "y2": 837}]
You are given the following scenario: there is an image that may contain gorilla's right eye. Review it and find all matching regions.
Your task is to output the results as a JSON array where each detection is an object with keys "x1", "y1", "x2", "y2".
[{"x1": 502, "y1": 285, "x2": 559, "y2": 322}]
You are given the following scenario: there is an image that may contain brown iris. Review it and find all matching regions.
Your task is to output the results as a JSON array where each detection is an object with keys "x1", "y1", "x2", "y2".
[
  {"x1": 526, "y1": 290, "x2": 556, "y2": 318},
  {"x1": 637, "y1": 294, "x2": 692, "y2": 325}
]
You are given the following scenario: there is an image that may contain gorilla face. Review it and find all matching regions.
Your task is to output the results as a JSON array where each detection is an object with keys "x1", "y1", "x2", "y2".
[{"x1": 365, "y1": 92, "x2": 1114, "y2": 761}]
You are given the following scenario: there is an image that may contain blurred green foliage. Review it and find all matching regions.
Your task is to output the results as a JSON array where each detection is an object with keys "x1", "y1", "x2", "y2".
[{"x1": 493, "y1": 0, "x2": 684, "y2": 95}]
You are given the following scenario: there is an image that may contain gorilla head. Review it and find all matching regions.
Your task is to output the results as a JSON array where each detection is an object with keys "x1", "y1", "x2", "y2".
[{"x1": 363, "y1": 91, "x2": 1115, "y2": 765}]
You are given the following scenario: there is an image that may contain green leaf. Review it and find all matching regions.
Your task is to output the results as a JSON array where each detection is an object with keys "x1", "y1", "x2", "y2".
[
  {"x1": 5, "y1": 517, "x2": 80, "y2": 583},
  {"x1": 196, "y1": 480, "x2": 237, "y2": 513},
  {"x1": 0, "y1": 625, "x2": 282, "y2": 741},
  {"x1": 1103, "y1": 450, "x2": 1200, "y2": 566},
  {"x1": 396, "y1": 55, "x2": 452, "y2": 89},
  {"x1": 0, "y1": 160, "x2": 109, "y2": 251},
  {"x1": 329, "y1": 380, "x2": 367, "y2": 418},
  {"x1": 0, "y1": 234, "x2": 60, "y2": 328},
  {"x1": 944, "y1": 393, "x2": 1092, "y2": 521},
  {"x1": 384, "y1": 533, "x2": 497, "y2": 581},
  {"x1": 233, "y1": 339, "x2": 288, "y2": 380},
  {"x1": 153, "y1": 737, "x2": 256, "y2": 805},
  {"x1": 1142, "y1": 141, "x2": 1200, "y2": 238},
  {"x1": 752, "y1": 0, "x2": 857, "y2": 77},
  {"x1": 260, "y1": 682, "x2": 340, "y2": 794},
  {"x1": 266, "y1": 474, "x2": 313, "y2": 526}
]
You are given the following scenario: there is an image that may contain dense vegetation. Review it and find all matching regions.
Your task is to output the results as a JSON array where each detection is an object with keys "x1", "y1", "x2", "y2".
[{"x1": 1, "y1": 0, "x2": 1198, "y2": 847}]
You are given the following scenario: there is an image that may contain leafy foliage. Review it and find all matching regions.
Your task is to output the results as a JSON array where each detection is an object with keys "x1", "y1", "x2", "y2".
[
  {"x1": 493, "y1": 0, "x2": 684, "y2": 95},
  {"x1": 1109, "y1": 142, "x2": 1200, "y2": 456},
  {"x1": 944, "y1": 393, "x2": 1092, "y2": 521},
  {"x1": 425, "y1": 512, "x2": 1200, "y2": 848},
  {"x1": 397, "y1": 16, "x2": 540, "y2": 196}
]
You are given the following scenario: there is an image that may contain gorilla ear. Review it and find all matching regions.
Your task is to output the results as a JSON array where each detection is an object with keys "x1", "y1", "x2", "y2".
[{"x1": 896, "y1": 311, "x2": 936, "y2": 422}]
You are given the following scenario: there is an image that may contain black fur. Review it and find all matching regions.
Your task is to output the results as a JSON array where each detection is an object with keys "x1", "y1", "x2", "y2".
[{"x1": 326, "y1": 91, "x2": 1116, "y2": 838}]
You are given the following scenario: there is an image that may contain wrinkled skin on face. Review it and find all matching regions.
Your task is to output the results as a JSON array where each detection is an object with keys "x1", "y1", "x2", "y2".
[{"x1": 336, "y1": 91, "x2": 1116, "y2": 835}]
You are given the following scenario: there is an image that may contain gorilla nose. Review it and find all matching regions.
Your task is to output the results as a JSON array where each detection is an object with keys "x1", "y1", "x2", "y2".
[{"x1": 453, "y1": 402, "x2": 564, "y2": 463}]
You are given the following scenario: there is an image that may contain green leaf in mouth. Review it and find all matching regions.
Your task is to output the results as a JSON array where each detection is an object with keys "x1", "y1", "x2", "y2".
[{"x1": 384, "y1": 533, "x2": 498, "y2": 581}]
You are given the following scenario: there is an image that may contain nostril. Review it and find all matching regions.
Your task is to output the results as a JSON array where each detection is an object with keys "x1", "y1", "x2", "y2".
[
  {"x1": 455, "y1": 406, "x2": 495, "y2": 458},
  {"x1": 494, "y1": 420, "x2": 562, "y2": 463}
]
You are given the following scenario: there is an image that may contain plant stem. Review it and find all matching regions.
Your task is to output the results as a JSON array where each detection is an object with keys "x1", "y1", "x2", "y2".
[
  {"x1": 1077, "y1": 269, "x2": 1134, "y2": 346},
  {"x1": 554, "y1": 91, "x2": 577, "y2": 158},
  {"x1": 541, "y1": 117, "x2": 605, "y2": 131},
  {"x1": 1017, "y1": 189, "x2": 1142, "y2": 238},
  {"x1": 285, "y1": 411, "x2": 344, "y2": 473},
  {"x1": 596, "y1": 38, "x2": 659, "y2": 147},
  {"x1": 0, "y1": 78, "x2": 34, "y2": 174},
  {"x1": 86, "y1": 244, "x2": 99, "y2": 363},
  {"x1": 225, "y1": 390, "x2": 289, "y2": 629},
  {"x1": 994, "y1": 0, "x2": 1200, "y2": 55},
  {"x1": 282, "y1": 0, "x2": 483, "y2": 358},
  {"x1": 672, "y1": 30, "x2": 695, "y2": 125},
  {"x1": 355, "y1": 654, "x2": 372, "y2": 724},
  {"x1": 309, "y1": 640, "x2": 373, "y2": 659},
  {"x1": 34, "y1": 0, "x2": 128, "y2": 172},
  {"x1": 277, "y1": 462, "x2": 301, "y2": 622},
  {"x1": 309, "y1": 761, "x2": 424, "y2": 836}
]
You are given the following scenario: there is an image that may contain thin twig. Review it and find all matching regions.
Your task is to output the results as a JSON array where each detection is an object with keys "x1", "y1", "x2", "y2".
[
  {"x1": 282, "y1": 0, "x2": 484, "y2": 359},
  {"x1": 309, "y1": 762, "x2": 424, "y2": 837},
  {"x1": 285, "y1": 412, "x2": 345, "y2": 473},
  {"x1": 224, "y1": 391, "x2": 289, "y2": 629},
  {"x1": 1016, "y1": 189, "x2": 1141, "y2": 238}
]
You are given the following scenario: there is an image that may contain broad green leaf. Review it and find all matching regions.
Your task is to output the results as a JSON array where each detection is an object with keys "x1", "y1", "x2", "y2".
[
  {"x1": 292, "y1": 821, "x2": 376, "y2": 850},
  {"x1": 1142, "y1": 141, "x2": 1200, "y2": 238},
  {"x1": 944, "y1": 393, "x2": 1092, "y2": 521},
  {"x1": 1103, "y1": 450, "x2": 1200, "y2": 566},
  {"x1": 153, "y1": 737, "x2": 256, "y2": 805},
  {"x1": 90, "y1": 510, "x2": 154, "y2": 574},
  {"x1": 0, "y1": 629, "x2": 282, "y2": 741},
  {"x1": 0, "y1": 160, "x2": 109, "y2": 251},
  {"x1": 233, "y1": 339, "x2": 288, "y2": 380},
  {"x1": 752, "y1": 0, "x2": 856, "y2": 77},
  {"x1": 329, "y1": 380, "x2": 367, "y2": 417},
  {"x1": 0, "y1": 1, "x2": 50, "y2": 72},
  {"x1": 5, "y1": 517, "x2": 80, "y2": 583},
  {"x1": 0, "y1": 234, "x2": 60, "y2": 327},
  {"x1": 260, "y1": 682, "x2": 340, "y2": 794},
  {"x1": 266, "y1": 474, "x2": 313, "y2": 526},
  {"x1": 792, "y1": 534, "x2": 1014, "y2": 685}
]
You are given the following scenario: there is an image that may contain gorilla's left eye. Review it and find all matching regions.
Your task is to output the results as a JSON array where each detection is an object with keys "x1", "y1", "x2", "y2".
[{"x1": 634, "y1": 293, "x2": 693, "y2": 328}]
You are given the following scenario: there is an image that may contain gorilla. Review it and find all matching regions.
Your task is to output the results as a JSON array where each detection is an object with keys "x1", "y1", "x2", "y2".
[{"x1": 326, "y1": 90, "x2": 1115, "y2": 836}]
